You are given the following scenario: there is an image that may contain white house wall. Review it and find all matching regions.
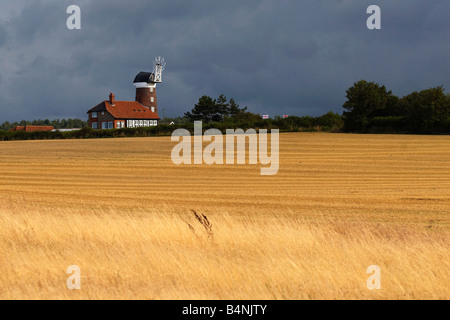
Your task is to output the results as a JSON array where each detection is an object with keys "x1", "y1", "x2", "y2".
[{"x1": 126, "y1": 120, "x2": 158, "y2": 128}]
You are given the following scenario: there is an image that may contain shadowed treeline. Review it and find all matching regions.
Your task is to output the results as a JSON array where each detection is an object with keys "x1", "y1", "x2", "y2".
[{"x1": 0, "y1": 112, "x2": 343, "y2": 141}]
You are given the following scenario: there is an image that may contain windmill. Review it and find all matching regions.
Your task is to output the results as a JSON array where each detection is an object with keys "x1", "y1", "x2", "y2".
[
  {"x1": 151, "y1": 56, "x2": 166, "y2": 83},
  {"x1": 132, "y1": 56, "x2": 166, "y2": 117}
]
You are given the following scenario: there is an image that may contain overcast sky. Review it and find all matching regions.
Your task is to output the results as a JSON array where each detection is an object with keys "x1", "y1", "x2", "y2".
[{"x1": 0, "y1": 0, "x2": 449, "y2": 122}]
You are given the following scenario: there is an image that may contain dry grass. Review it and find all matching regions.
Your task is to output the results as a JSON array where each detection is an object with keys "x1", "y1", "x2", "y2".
[{"x1": 0, "y1": 132, "x2": 449, "y2": 299}]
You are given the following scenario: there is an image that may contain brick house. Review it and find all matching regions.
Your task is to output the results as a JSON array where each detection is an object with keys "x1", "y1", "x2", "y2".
[{"x1": 87, "y1": 71, "x2": 162, "y2": 129}]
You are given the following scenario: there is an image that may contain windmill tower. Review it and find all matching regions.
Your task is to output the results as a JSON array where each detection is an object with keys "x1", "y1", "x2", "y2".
[{"x1": 133, "y1": 57, "x2": 166, "y2": 115}]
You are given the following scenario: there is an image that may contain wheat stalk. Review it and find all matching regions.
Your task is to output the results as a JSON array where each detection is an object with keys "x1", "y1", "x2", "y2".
[{"x1": 191, "y1": 210, "x2": 213, "y2": 238}]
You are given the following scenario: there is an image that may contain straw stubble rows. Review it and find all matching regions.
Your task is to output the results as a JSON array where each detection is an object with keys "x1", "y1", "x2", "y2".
[{"x1": 0, "y1": 133, "x2": 448, "y2": 299}]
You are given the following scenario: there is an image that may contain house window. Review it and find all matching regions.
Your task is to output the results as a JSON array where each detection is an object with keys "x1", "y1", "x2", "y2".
[
  {"x1": 151, "y1": 107, "x2": 155, "y2": 112},
  {"x1": 101, "y1": 111, "x2": 105, "y2": 115},
  {"x1": 92, "y1": 122, "x2": 97, "y2": 129},
  {"x1": 150, "y1": 87, "x2": 154, "y2": 93},
  {"x1": 151, "y1": 97, "x2": 154, "y2": 103},
  {"x1": 108, "y1": 122, "x2": 113, "y2": 129},
  {"x1": 92, "y1": 112, "x2": 97, "y2": 118},
  {"x1": 102, "y1": 122, "x2": 108, "y2": 129}
]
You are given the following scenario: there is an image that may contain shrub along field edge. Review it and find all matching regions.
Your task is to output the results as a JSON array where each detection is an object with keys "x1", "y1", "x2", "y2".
[{"x1": 0, "y1": 113, "x2": 344, "y2": 141}]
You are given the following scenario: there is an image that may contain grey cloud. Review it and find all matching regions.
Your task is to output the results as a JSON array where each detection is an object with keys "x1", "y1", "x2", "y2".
[
  {"x1": 0, "y1": 0, "x2": 449, "y2": 121},
  {"x1": 0, "y1": 24, "x2": 6, "y2": 46}
]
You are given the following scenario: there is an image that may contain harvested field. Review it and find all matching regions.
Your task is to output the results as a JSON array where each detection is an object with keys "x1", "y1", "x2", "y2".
[{"x1": 0, "y1": 132, "x2": 449, "y2": 299}]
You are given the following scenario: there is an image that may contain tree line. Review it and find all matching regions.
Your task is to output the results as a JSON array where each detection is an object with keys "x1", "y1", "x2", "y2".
[
  {"x1": 2, "y1": 82, "x2": 449, "y2": 140},
  {"x1": 0, "y1": 118, "x2": 87, "y2": 131},
  {"x1": 342, "y1": 80, "x2": 450, "y2": 133},
  {"x1": 181, "y1": 94, "x2": 343, "y2": 131},
  {"x1": 184, "y1": 94, "x2": 249, "y2": 123},
  {"x1": 0, "y1": 113, "x2": 344, "y2": 141}
]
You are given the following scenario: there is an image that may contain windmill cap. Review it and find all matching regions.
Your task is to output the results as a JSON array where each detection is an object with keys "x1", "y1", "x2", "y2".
[{"x1": 133, "y1": 71, "x2": 154, "y2": 83}]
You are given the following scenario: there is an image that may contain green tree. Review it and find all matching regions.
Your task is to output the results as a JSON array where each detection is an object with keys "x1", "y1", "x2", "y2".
[
  {"x1": 0, "y1": 121, "x2": 11, "y2": 131},
  {"x1": 184, "y1": 94, "x2": 247, "y2": 123},
  {"x1": 317, "y1": 111, "x2": 344, "y2": 129},
  {"x1": 184, "y1": 95, "x2": 217, "y2": 123},
  {"x1": 214, "y1": 94, "x2": 229, "y2": 120},
  {"x1": 342, "y1": 80, "x2": 396, "y2": 132},
  {"x1": 228, "y1": 98, "x2": 247, "y2": 117},
  {"x1": 400, "y1": 86, "x2": 450, "y2": 133}
]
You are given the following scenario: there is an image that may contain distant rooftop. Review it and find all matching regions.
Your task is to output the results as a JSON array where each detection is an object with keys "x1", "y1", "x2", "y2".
[{"x1": 9, "y1": 125, "x2": 54, "y2": 132}]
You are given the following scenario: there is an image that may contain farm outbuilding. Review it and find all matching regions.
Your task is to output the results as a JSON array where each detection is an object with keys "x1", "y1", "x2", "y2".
[{"x1": 9, "y1": 126, "x2": 54, "y2": 132}]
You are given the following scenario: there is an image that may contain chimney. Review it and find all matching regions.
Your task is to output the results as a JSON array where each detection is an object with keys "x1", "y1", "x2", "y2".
[{"x1": 109, "y1": 92, "x2": 115, "y2": 105}]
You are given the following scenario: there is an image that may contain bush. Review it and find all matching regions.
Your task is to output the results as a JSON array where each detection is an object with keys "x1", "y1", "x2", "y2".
[
  {"x1": 316, "y1": 112, "x2": 344, "y2": 130},
  {"x1": 368, "y1": 116, "x2": 407, "y2": 133}
]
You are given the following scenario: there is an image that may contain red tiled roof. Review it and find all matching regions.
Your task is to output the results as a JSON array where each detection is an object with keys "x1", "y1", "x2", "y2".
[
  {"x1": 87, "y1": 101, "x2": 160, "y2": 120},
  {"x1": 9, "y1": 126, "x2": 54, "y2": 132}
]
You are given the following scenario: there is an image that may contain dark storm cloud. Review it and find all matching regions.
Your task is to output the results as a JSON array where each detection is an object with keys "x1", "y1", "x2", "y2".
[
  {"x1": 0, "y1": 24, "x2": 6, "y2": 46},
  {"x1": 0, "y1": 0, "x2": 449, "y2": 122}
]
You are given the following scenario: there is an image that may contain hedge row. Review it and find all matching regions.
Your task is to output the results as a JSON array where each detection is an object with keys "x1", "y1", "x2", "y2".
[{"x1": 0, "y1": 113, "x2": 344, "y2": 141}]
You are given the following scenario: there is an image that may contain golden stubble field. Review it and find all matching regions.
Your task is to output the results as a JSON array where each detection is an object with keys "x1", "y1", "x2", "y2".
[{"x1": 0, "y1": 132, "x2": 449, "y2": 299}]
